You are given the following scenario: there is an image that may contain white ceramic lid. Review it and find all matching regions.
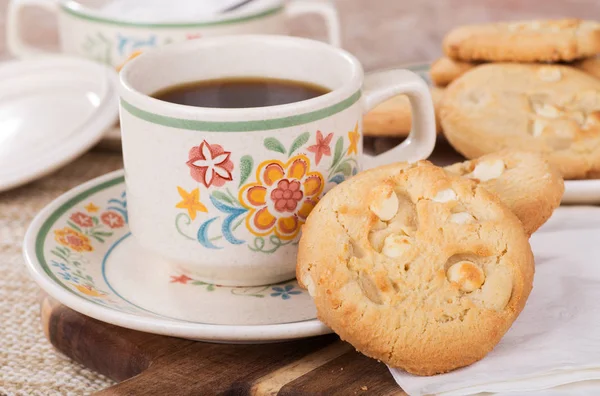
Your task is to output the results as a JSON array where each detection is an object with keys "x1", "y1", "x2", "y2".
[{"x1": 0, "y1": 57, "x2": 119, "y2": 192}]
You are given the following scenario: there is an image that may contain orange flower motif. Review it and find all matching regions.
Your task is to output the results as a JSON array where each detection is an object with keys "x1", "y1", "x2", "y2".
[
  {"x1": 175, "y1": 187, "x2": 208, "y2": 220},
  {"x1": 348, "y1": 122, "x2": 360, "y2": 155},
  {"x1": 239, "y1": 155, "x2": 324, "y2": 241},
  {"x1": 54, "y1": 227, "x2": 93, "y2": 252},
  {"x1": 84, "y1": 203, "x2": 99, "y2": 213},
  {"x1": 72, "y1": 283, "x2": 105, "y2": 297},
  {"x1": 116, "y1": 50, "x2": 143, "y2": 72}
]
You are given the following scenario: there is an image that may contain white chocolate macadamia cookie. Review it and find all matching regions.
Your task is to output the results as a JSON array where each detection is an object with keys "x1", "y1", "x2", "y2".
[
  {"x1": 441, "y1": 63, "x2": 600, "y2": 179},
  {"x1": 445, "y1": 150, "x2": 564, "y2": 235},
  {"x1": 574, "y1": 57, "x2": 600, "y2": 80},
  {"x1": 430, "y1": 57, "x2": 477, "y2": 87},
  {"x1": 297, "y1": 161, "x2": 534, "y2": 376},
  {"x1": 363, "y1": 87, "x2": 445, "y2": 137},
  {"x1": 444, "y1": 19, "x2": 600, "y2": 63}
]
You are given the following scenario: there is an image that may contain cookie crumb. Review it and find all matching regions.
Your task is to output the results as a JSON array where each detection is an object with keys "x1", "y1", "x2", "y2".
[{"x1": 361, "y1": 386, "x2": 368, "y2": 391}]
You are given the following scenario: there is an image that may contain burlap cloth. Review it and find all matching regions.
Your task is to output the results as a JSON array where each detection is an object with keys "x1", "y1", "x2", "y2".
[
  {"x1": 0, "y1": 152, "x2": 121, "y2": 394},
  {"x1": 2, "y1": 0, "x2": 600, "y2": 394}
]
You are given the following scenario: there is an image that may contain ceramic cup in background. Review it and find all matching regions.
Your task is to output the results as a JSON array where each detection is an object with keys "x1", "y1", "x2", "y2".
[
  {"x1": 118, "y1": 35, "x2": 437, "y2": 287},
  {"x1": 7, "y1": 0, "x2": 341, "y2": 69}
]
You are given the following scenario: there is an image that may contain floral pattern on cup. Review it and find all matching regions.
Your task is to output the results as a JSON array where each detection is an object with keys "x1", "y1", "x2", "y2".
[
  {"x1": 347, "y1": 122, "x2": 360, "y2": 155},
  {"x1": 187, "y1": 140, "x2": 234, "y2": 188},
  {"x1": 175, "y1": 187, "x2": 208, "y2": 220},
  {"x1": 239, "y1": 154, "x2": 323, "y2": 241},
  {"x1": 173, "y1": 125, "x2": 360, "y2": 254},
  {"x1": 85, "y1": 32, "x2": 204, "y2": 71},
  {"x1": 307, "y1": 131, "x2": 333, "y2": 165}
]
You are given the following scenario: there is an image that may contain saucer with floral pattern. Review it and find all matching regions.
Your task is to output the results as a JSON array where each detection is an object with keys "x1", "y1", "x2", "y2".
[{"x1": 23, "y1": 170, "x2": 331, "y2": 343}]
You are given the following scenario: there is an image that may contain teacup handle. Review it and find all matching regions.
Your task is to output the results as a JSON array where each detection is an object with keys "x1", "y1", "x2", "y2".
[
  {"x1": 362, "y1": 69, "x2": 437, "y2": 169},
  {"x1": 7, "y1": 0, "x2": 60, "y2": 59},
  {"x1": 285, "y1": 0, "x2": 341, "y2": 47}
]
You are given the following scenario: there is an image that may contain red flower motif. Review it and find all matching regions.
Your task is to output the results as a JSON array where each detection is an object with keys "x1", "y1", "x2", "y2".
[
  {"x1": 307, "y1": 131, "x2": 333, "y2": 165},
  {"x1": 186, "y1": 33, "x2": 202, "y2": 40},
  {"x1": 66, "y1": 235, "x2": 85, "y2": 249},
  {"x1": 170, "y1": 274, "x2": 192, "y2": 284},
  {"x1": 70, "y1": 212, "x2": 93, "y2": 228},
  {"x1": 271, "y1": 180, "x2": 304, "y2": 212},
  {"x1": 187, "y1": 140, "x2": 234, "y2": 188},
  {"x1": 100, "y1": 211, "x2": 125, "y2": 228}
]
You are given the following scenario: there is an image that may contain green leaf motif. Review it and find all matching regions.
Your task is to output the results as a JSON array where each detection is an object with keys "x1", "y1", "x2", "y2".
[
  {"x1": 264, "y1": 137, "x2": 286, "y2": 154},
  {"x1": 338, "y1": 162, "x2": 353, "y2": 177},
  {"x1": 233, "y1": 217, "x2": 244, "y2": 231},
  {"x1": 67, "y1": 221, "x2": 82, "y2": 233},
  {"x1": 212, "y1": 191, "x2": 234, "y2": 205},
  {"x1": 192, "y1": 280, "x2": 216, "y2": 292},
  {"x1": 51, "y1": 248, "x2": 67, "y2": 261},
  {"x1": 330, "y1": 136, "x2": 344, "y2": 169},
  {"x1": 91, "y1": 235, "x2": 105, "y2": 243},
  {"x1": 288, "y1": 132, "x2": 310, "y2": 156},
  {"x1": 239, "y1": 155, "x2": 253, "y2": 187},
  {"x1": 94, "y1": 231, "x2": 113, "y2": 237}
]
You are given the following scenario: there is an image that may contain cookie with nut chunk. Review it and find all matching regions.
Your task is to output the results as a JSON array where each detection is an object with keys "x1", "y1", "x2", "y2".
[
  {"x1": 574, "y1": 57, "x2": 600, "y2": 80},
  {"x1": 363, "y1": 86, "x2": 444, "y2": 137},
  {"x1": 444, "y1": 19, "x2": 600, "y2": 63},
  {"x1": 441, "y1": 63, "x2": 600, "y2": 179},
  {"x1": 297, "y1": 161, "x2": 534, "y2": 376},
  {"x1": 430, "y1": 57, "x2": 477, "y2": 87},
  {"x1": 445, "y1": 150, "x2": 564, "y2": 235},
  {"x1": 430, "y1": 57, "x2": 600, "y2": 88}
]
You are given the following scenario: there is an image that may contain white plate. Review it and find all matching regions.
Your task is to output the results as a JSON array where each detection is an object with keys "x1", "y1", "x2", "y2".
[
  {"x1": 22, "y1": 170, "x2": 331, "y2": 343},
  {"x1": 560, "y1": 179, "x2": 600, "y2": 204},
  {"x1": 0, "y1": 57, "x2": 119, "y2": 192}
]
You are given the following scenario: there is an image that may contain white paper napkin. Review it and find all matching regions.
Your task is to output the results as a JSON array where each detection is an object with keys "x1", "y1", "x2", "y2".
[{"x1": 389, "y1": 206, "x2": 600, "y2": 396}]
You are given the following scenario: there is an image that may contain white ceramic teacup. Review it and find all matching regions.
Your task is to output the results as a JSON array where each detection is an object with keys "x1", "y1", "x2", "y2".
[
  {"x1": 118, "y1": 35, "x2": 436, "y2": 287},
  {"x1": 7, "y1": 0, "x2": 340, "y2": 68}
]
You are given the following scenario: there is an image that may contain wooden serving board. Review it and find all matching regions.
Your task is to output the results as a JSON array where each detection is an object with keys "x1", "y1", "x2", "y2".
[{"x1": 40, "y1": 295, "x2": 406, "y2": 395}]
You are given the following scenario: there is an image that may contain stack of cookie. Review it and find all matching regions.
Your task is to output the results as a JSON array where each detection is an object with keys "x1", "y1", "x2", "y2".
[
  {"x1": 297, "y1": 149, "x2": 564, "y2": 375},
  {"x1": 437, "y1": 19, "x2": 600, "y2": 179},
  {"x1": 298, "y1": 19, "x2": 595, "y2": 377}
]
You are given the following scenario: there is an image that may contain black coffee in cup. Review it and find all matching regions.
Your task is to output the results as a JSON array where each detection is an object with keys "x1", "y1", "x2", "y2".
[{"x1": 152, "y1": 77, "x2": 330, "y2": 108}]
